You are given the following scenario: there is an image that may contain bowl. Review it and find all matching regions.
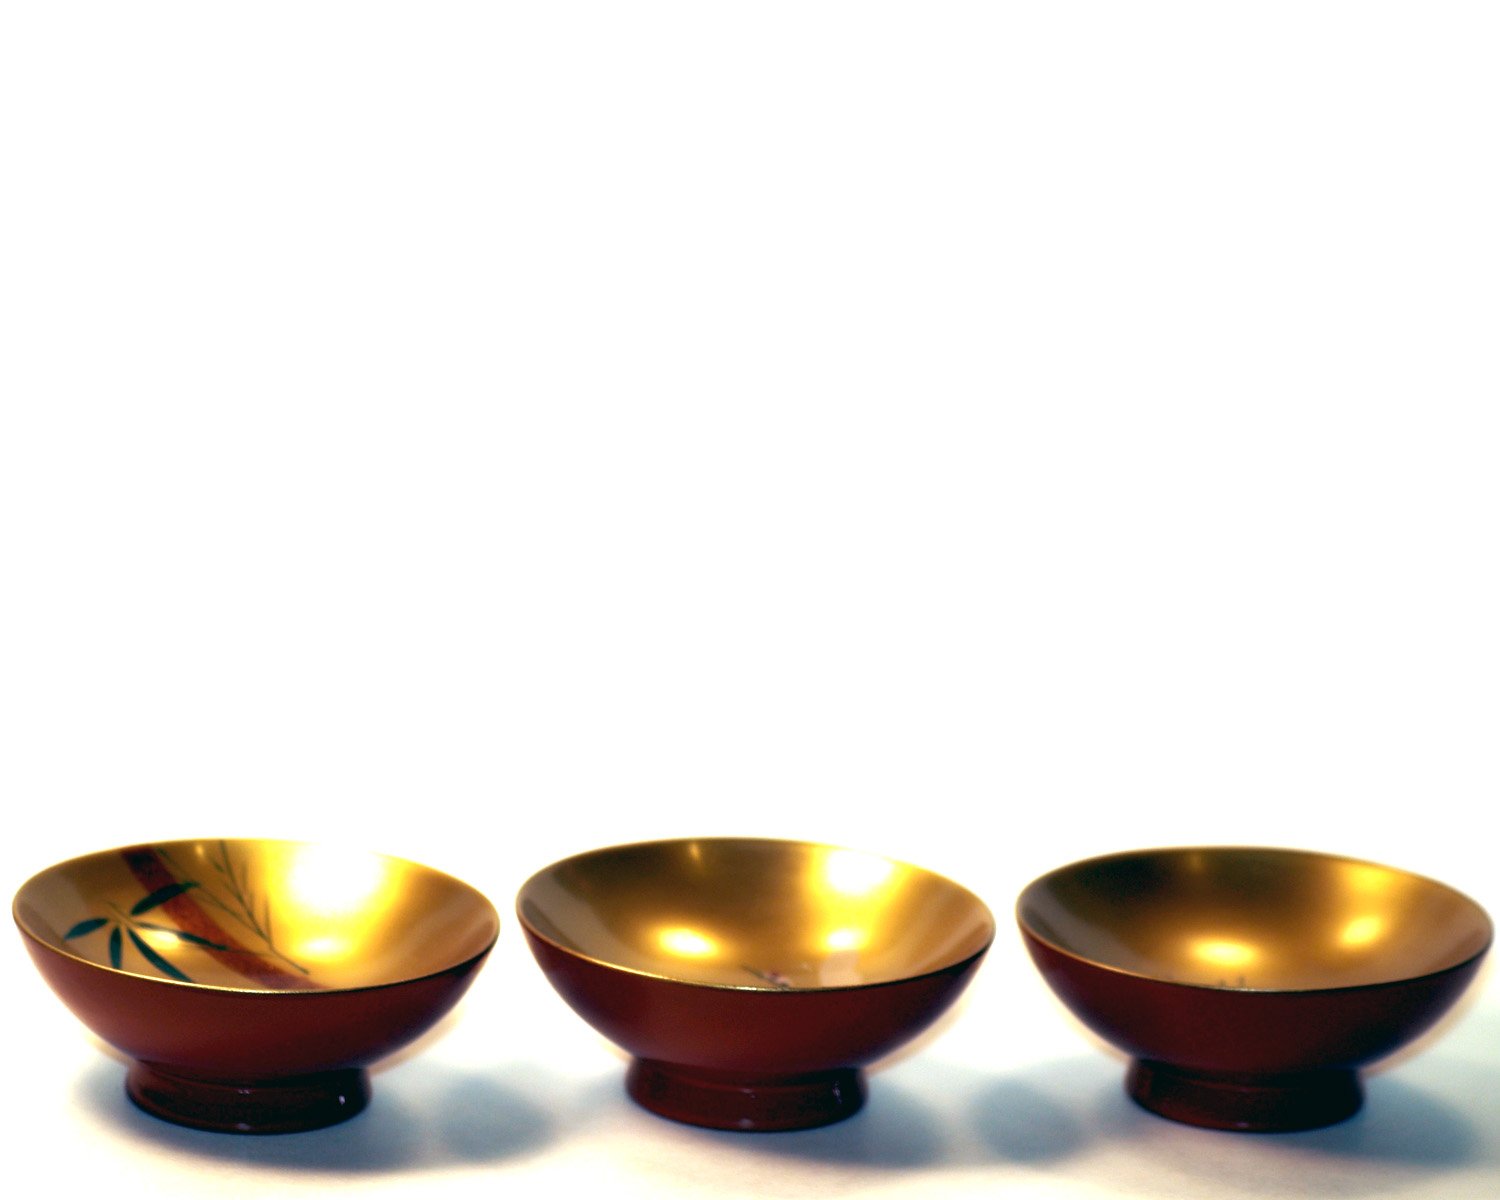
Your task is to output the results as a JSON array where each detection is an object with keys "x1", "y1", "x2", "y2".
[
  {"x1": 14, "y1": 838, "x2": 500, "y2": 1133},
  {"x1": 517, "y1": 837, "x2": 995, "y2": 1130},
  {"x1": 1017, "y1": 846, "x2": 1492, "y2": 1131}
]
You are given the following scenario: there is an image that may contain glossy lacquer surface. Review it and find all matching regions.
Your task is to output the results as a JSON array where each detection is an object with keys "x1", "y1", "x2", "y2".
[
  {"x1": 1018, "y1": 847, "x2": 1492, "y2": 1131},
  {"x1": 519, "y1": 838, "x2": 994, "y2": 1131},
  {"x1": 14, "y1": 839, "x2": 499, "y2": 1133}
]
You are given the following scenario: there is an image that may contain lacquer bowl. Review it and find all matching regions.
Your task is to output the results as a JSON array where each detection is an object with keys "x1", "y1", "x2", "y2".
[
  {"x1": 14, "y1": 839, "x2": 499, "y2": 1133},
  {"x1": 517, "y1": 837, "x2": 994, "y2": 1131},
  {"x1": 1017, "y1": 847, "x2": 1492, "y2": 1131}
]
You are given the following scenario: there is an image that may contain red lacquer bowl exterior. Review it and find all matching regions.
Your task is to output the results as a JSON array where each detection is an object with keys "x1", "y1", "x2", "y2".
[
  {"x1": 14, "y1": 839, "x2": 499, "y2": 1133},
  {"x1": 1018, "y1": 847, "x2": 1492, "y2": 1131},
  {"x1": 1022, "y1": 931, "x2": 1486, "y2": 1079},
  {"x1": 518, "y1": 838, "x2": 995, "y2": 1130}
]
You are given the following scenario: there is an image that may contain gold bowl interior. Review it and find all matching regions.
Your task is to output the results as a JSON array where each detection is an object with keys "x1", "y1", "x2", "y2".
[
  {"x1": 519, "y1": 838, "x2": 994, "y2": 989},
  {"x1": 1019, "y1": 848, "x2": 1492, "y2": 991},
  {"x1": 15, "y1": 839, "x2": 500, "y2": 991}
]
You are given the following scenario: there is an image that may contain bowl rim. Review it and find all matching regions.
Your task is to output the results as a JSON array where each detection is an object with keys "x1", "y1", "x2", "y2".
[
  {"x1": 516, "y1": 835, "x2": 997, "y2": 994},
  {"x1": 12, "y1": 836, "x2": 502, "y2": 997},
  {"x1": 1015, "y1": 844, "x2": 1494, "y2": 995}
]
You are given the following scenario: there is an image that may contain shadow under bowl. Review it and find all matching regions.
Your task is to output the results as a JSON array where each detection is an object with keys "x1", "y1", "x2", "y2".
[
  {"x1": 1017, "y1": 846, "x2": 1492, "y2": 1132},
  {"x1": 517, "y1": 837, "x2": 994, "y2": 1131},
  {"x1": 14, "y1": 838, "x2": 499, "y2": 1133}
]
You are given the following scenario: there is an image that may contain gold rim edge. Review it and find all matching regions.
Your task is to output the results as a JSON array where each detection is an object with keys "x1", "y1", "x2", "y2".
[
  {"x1": 1013, "y1": 843, "x2": 1495, "y2": 996},
  {"x1": 516, "y1": 835, "x2": 998, "y2": 994},
  {"x1": 12, "y1": 837, "x2": 502, "y2": 996}
]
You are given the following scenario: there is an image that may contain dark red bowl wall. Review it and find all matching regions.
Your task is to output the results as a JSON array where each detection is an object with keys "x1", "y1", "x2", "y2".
[
  {"x1": 525, "y1": 929, "x2": 987, "y2": 1076},
  {"x1": 20, "y1": 928, "x2": 492, "y2": 1080},
  {"x1": 1022, "y1": 929, "x2": 1486, "y2": 1076}
]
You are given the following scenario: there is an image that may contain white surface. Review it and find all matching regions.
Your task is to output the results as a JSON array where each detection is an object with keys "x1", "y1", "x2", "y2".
[{"x1": 2, "y1": 3, "x2": 1497, "y2": 1197}]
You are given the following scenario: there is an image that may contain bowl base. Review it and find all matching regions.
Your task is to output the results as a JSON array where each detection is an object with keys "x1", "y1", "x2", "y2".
[
  {"x1": 626, "y1": 1059, "x2": 866, "y2": 1131},
  {"x1": 1127, "y1": 1059, "x2": 1362, "y2": 1132},
  {"x1": 126, "y1": 1062, "x2": 371, "y2": 1133}
]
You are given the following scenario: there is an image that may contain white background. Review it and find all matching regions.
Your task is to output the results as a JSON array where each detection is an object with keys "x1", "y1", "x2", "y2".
[{"x1": 2, "y1": 4, "x2": 1496, "y2": 1197}]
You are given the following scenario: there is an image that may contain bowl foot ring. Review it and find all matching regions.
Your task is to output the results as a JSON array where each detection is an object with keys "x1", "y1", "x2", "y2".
[
  {"x1": 626, "y1": 1059, "x2": 866, "y2": 1131},
  {"x1": 126, "y1": 1062, "x2": 371, "y2": 1133},
  {"x1": 1127, "y1": 1059, "x2": 1362, "y2": 1132}
]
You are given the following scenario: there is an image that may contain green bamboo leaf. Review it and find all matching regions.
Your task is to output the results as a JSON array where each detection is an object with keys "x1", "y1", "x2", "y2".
[
  {"x1": 108, "y1": 927, "x2": 123, "y2": 969},
  {"x1": 130, "y1": 881, "x2": 198, "y2": 915},
  {"x1": 127, "y1": 929, "x2": 192, "y2": 982},
  {"x1": 64, "y1": 917, "x2": 109, "y2": 940},
  {"x1": 136, "y1": 922, "x2": 227, "y2": 950}
]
